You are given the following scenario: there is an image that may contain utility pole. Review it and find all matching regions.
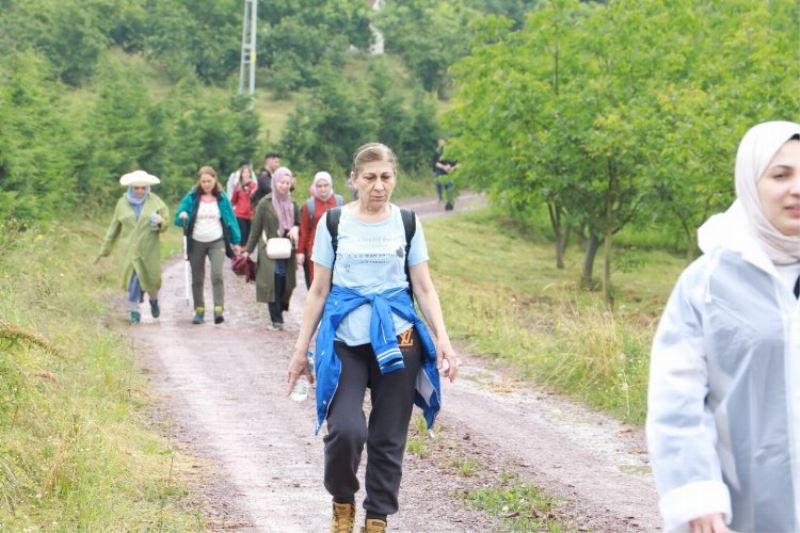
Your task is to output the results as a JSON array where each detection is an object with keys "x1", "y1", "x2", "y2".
[{"x1": 239, "y1": 0, "x2": 258, "y2": 95}]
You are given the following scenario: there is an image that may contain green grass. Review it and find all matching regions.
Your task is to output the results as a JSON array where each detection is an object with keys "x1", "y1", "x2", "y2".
[
  {"x1": 424, "y1": 209, "x2": 686, "y2": 424},
  {"x1": 447, "y1": 456, "x2": 483, "y2": 478},
  {"x1": 461, "y1": 473, "x2": 566, "y2": 533},
  {"x1": 255, "y1": 91, "x2": 296, "y2": 146},
  {"x1": 0, "y1": 218, "x2": 201, "y2": 530},
  {"x1": 405, "y1": 413, "x2": 433, "y2": 459},
  {"x1": 393, "y1": 171, "x2": 438, "y2": 200}
]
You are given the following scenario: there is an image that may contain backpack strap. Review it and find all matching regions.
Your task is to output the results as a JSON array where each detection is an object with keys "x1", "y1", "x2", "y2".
[
  {"x1": 326, "y1": 207, "x2": 342, "y2": 263},
  {"x1": 306, "y1": 197, "x2": 316, "y2": 220},
  {"x1": 400, "y1": 208, "x2": 416, "y2": 300}
]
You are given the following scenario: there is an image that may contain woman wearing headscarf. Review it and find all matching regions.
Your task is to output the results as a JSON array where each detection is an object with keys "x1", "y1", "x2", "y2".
[
  {"x1": 647, "y1": 121, "x2": 800, "y2": 533},
  {"x1": 297, "y1": 171, "x2": 344, "y2": 289},
  {"x1": 242, "y1": 167, "x2": 299, "y2": 330},
  {"x1": 96, "y1": 170, "x2": 169, "y2": 324}
]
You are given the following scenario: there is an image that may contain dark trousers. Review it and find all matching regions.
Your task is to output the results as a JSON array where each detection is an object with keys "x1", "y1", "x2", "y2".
[
  {"x1": 188, "y1": 238, "x2": 225, "y2": 309},
  {"x1": 236, "y1": 217, "x2": 251, "y2": 244},
  {"x1": 435, "y1": 179, "x2": 444, "y2": 202},
  {"x1": 268, "y1": 259, "x2": 288, "y2": 324},
  {"x1": 324, "y1": 328, "x2": 422, "y2": 516}
]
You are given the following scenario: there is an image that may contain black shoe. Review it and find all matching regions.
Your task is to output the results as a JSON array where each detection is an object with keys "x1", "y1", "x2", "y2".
[
  {"x1": 214, "y1": 306, "x2": 224, "y2": 324},
  {"x1": 150, "y1": 299, "x2": 160, "y2": 318}
]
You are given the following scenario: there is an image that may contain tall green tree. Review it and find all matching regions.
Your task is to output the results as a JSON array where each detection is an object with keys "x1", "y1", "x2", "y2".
[
  {"x1": 258, "y1": 0, "x2": 371, "y2": 93},
  {"x1": 280, "y1": 66, "x2": 378, "y2": 174},
  {"x1": 0, "y1": 51, "x2": 77, "y2": 220},
  {"x1": 376, "y1": 0, "x2": 478, "y2": 94},
  {"x1": 448, "y1": 0, "x2": 800, "y2": 304}
]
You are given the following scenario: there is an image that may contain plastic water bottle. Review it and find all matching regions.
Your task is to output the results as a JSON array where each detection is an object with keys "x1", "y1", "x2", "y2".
[
  {"x1": 290, "y1": 351, "x2": 314, "y2": 402},
  {"x1": 290, "y1": 375, "x2": 309, "y2": 402}
]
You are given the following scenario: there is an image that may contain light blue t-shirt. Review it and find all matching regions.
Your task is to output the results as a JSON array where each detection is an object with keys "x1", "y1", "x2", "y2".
[{"x1": 311, "y1": 203, "x2": 429, "y2": 346}]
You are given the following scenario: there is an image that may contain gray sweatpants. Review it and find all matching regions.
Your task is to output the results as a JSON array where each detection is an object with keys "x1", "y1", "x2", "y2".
[
  {"x1": 188, "y1": 238, "x2": 225, "y2": 310},
  {"x1": 324, "y1": 328, "x2": 422, "y2": 516}
]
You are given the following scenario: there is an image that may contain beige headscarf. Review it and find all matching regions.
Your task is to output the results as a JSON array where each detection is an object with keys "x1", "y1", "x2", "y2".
[{"x1": 735, "y1": 121, "x2": 800, "y2": 264}]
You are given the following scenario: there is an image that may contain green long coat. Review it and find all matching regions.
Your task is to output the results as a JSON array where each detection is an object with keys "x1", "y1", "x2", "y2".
[
  {"x1": 99, "y1": 193, "x2": 170, "y2": 293},
  {"x1": 245, "y1": 195, "x2": 298, "y2": 306}
]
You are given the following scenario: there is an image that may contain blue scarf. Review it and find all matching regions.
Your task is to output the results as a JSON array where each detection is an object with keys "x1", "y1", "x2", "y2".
[
  {"x1": 313, "y1": 285, "x2": 441, "y2": 433},
  {"x1": 126, "y1": 186, "x2": 149, "y2": 219}
]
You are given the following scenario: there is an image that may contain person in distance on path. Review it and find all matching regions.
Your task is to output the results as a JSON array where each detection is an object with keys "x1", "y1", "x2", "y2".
[
  {"x1": 647, "y1": 121, "x2": 800, "y2": 533},
  {"x1": 242, "y1": 167, "x2": 299, "y2": 331},
  {"x1": 175, "y1": 166, "x2": 241, "y2": 325},
  {"x1": 230, "y1": 164, "x2": 258, "y2": 244},
  {"x1": 97, "y1": 170, "x2": 169, "y2": 324},
  {"x1": 253, "y1": 151, "x2": 281, "y2": 206},
  {"x1": 287, "y1": 143, "x2": 459, "y2": 533},
  {"x1": 297, "y1": 171, "x2": 344, "y2": 290}
]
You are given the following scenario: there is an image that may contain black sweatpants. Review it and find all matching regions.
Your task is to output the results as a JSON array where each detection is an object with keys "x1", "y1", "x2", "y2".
[{"x1": 323, "y1": 328, "x2": 422, "y2": 516}]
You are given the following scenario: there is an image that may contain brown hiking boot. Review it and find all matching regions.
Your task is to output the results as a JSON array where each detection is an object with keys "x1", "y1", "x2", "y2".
[
  {"x1": 360, "y1": 518, "x2": 387, "y2": 533},
  {"x1": 330, "y1": 502, "x2": 356, "y2": 533}
]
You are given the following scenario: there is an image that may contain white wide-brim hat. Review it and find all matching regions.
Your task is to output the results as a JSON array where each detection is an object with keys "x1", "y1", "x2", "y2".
[{"x1": 119, "y1": 170, "x2": 160, "y2": 187}]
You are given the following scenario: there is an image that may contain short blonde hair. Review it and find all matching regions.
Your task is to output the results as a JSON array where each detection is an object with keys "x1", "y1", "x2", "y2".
[{"x1": 351, "y1": 143, "x2": 397, "y2": 176}]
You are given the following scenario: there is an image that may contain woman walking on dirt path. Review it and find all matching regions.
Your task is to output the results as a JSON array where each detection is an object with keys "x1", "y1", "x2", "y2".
[
  {"x1": 648, "y1": 121, "x2": 800, "y2": 533},
  {"x1": 297, "y1": 171, "x2": 344, "y2": 290},
  {"x1": 230, "y1": 164, "x2": 258, "y2": 244},
  {"x1": 242, "y1": 167, "x2": 299, "y2": 330},
  {"x1": 175, "y1": 166, "x2": 241, "y2": 325},
  {"x1": 287, "y1": 143, "x2": 459, "y2": 533},
  {"x1": 96, "y1": 170, "x2": 169, "y2": 324}
]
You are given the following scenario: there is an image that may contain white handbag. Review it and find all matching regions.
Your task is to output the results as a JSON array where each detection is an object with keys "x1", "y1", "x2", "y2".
[{"x1": 264, "y1": 231, "x2": 292, "y2": 259}]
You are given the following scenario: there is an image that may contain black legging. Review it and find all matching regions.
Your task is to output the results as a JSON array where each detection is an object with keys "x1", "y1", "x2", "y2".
[{"x1": 236, "y1": 217, "x2": 251, "y2": 245}]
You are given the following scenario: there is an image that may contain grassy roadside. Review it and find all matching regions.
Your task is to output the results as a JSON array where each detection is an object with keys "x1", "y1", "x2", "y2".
[
  {"x1": 0, "y1": 217, "x2": 199, "y2": 530},
  {"x1": 424, "y1": 208, "x2": 686, "y2": 424}
]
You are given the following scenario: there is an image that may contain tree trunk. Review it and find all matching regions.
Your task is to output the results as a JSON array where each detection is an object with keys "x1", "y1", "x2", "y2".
[
  {"x1": 547, "y1": 201, "x2": 566, "y2": 269},
  {"x1": 575, "y1": 222, "x2": 587, "y2": 247},
  {"x1": 602, "y1": 157, "x2": 616, "y2": 307},
  {"x1": 556, "y1": 225, "x2": 570, "y2": 269},
  {"x1": 602, "y1": 228, "x2": 613, "y2": 307},
  {"x1": 682, "y1": 221, "x2": 698, "y2": 262},
  {"x1": 581, "y1": 233, "x2": 600, "y2": 289}
]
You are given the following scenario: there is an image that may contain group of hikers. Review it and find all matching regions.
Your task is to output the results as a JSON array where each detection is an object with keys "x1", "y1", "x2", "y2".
[
  {"x1": 96, "y1": 142, "x2": 458, "y2": 533},
  {"x1": 98, "y1": 152, "x2": 346, "y2": 329},
  {"x1": 93, "y1": 121, "x2": 800, "y2": 532}
]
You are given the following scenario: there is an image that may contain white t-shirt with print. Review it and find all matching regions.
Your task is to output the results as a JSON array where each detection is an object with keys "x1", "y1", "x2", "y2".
[{"x1": 192, "y1": 197, "x2": 223, "y2": 242}]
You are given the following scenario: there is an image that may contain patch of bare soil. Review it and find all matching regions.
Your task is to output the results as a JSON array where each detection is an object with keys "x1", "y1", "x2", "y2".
[{"x1": 128, "y1": 195, "x2": 660, "y2": 532}]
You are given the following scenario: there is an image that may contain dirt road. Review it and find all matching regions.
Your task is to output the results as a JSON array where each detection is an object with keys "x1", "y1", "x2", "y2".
[{"x1": 132, "y1": 194, "x2": 660, "y2": 532}]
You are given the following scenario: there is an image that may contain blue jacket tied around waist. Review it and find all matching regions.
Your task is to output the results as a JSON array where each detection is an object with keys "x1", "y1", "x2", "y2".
[{"x1": 314, "y1": 285, "x2": 441, "y2": 434}]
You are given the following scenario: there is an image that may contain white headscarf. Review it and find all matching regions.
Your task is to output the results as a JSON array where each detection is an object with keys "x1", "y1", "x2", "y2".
[
  {"x1": 735, "y1": 120, "x2": 800, "y2": 264},
  {"x1": 310, "y1": 171, "x2": 334, "y2": 201}
]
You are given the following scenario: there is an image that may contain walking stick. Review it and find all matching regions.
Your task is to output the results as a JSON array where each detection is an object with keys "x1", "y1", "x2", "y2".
[{"x1": 183, "y1": 224, "x2": 190, "y2": 307}]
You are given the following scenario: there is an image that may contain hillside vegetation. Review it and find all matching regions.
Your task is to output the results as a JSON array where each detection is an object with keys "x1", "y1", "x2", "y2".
[{"x1": 0, "y1": 220, "x2": 200, "y2": 529}]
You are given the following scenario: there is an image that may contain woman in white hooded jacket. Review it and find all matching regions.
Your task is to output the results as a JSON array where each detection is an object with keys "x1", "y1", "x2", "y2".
[{"x1": 647, "y1": 121, "x2": 800, "y2": 533}]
